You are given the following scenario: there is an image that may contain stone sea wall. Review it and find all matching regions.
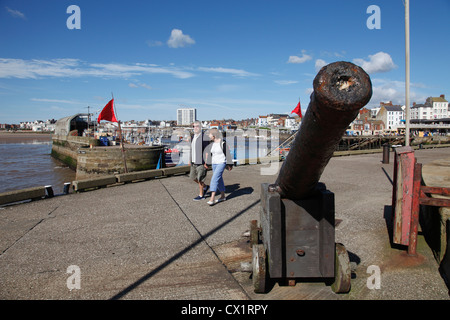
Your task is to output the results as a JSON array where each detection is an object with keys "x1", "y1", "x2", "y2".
[
  {"x1": 51, "y1": 135, "x2": 164, "y2": 180},
  {"x1": 76, "y1": 145, "x2": 164, "y2": 180}
]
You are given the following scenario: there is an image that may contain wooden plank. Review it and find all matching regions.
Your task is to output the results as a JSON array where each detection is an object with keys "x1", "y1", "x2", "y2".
[
  {"x1": 409, "y1": 162, "x2": 421, "y2": 255},
  {"x1": 260, "y1": 183, "x2": 283, "y2": 278},
  {"x1": 419, "y1": 197, "x2": 450, "y2": 207},
  {"x1": 393, "y1": 154, "x2": 404, "y2": 244},
  {"x1": 421, "y1": 186, "x2": 450, "y2": 197},
  {"x1": 393, "y1": 147, "x2": 415, "y2": 246}
]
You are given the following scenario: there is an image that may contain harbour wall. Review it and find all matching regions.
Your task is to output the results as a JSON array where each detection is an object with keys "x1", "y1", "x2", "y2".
[
  {"x1": 51, "y1": 135, "x2": 164, "y2": 180},
  {"x1": 51, "y1": 135, "x2": 96, "y2": 169},
  {"x1": 76, "y1": 145, "x2": 165, "y2": 180}
]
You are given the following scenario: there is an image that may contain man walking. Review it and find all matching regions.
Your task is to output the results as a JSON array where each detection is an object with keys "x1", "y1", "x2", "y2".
[{"x1": 189, "y1": 121, "x2": 209, "y2": 200}]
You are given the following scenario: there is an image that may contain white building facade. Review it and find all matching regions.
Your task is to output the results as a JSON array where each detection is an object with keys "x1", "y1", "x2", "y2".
[
  {"x1": 376, "y1": 105, "x2": 404, "y2": 130},
  {"x1": 258, "y1": 116, "x2": 268, "y2": 127},
  {"x1": 177, "y1": 108, "x2": 197, "y2": 126},
  {"x1": 411, "y1": 95, "x2": 448, "y2": 120}
]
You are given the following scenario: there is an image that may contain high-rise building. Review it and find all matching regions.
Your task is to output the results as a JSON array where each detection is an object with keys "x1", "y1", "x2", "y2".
[{"x1": 177, "y1": 108, "x2": 196, "y2": 125}]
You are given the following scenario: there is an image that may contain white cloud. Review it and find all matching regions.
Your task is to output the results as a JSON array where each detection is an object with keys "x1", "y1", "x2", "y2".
[
  {"x1": 287, "y1": 50, "x2": 312, "y2": 64},
  {"x1": 315, "y1": 59, "x2": 327, "y2": 72},
  {"x1": 0, "y1": 58, "x2": 195, "y2": 79},
  {"x1": 167, "y1": 29, "x2": 195, "y2": 48},
  {"x1": 31, "y1": 98, "x2": 79, "y2": 104},
  {"x1": 198, "y1": 66, "x2": 259, "y2": 77},
  {"x1": 274, "y1": 80, "x2": 298, "y2": 85},
  {"x1": 6, "y1": 7, "x2": 26, "y2": 19},
  {"x1": 129, "y1": 82, "x2": 152, "y2": 90},
  {"x1": 352, "y1": 52, "x2": 397, "y2": 74},
  {"x1": 146, "y1": 40, "x2": 163, "y2": 47},
  {"x1": 367, "y1": 78, "x2": 427, "y2": 108},
  {"x1": 0, "y1": 58, "x2": 80, "y2": 78},
  {"x1": 92, "y1": 62, "x2": 194, "y2": 79},
  {"x1": 320, "y1": 50, "x2": 346, "y2": 58}
]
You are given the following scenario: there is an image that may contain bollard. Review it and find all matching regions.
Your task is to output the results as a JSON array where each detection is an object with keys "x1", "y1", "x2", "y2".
[
  {"x1": 63, "y1": 182, "x2": 71, "y2": 194},
  {"x1": 45, "y1": 185, "x2": 54, "y2": 198},
  {"x1": 382, "y1": 143, "x2": 390, "y2": 164}
]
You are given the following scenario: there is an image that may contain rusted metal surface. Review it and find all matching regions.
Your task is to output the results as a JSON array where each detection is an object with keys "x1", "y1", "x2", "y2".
[
  {"x1": 393, "y1": 148, "x2": 450, "y2": 255},
  {"x1": 392, "y1": 146, "x2": 415, "y2": 246},
  {"x1": 409, "y1": 162, "x2": 422, "y2": 256},
  {"x1": 419, "y1": 187, "x2": 450, "y2": 207},
  {"x1": 274, "y1": 61, "x2": 372, "y2": 200}
]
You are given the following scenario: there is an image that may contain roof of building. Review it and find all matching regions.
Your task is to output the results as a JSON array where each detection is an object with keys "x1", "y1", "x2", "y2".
[
  {"x1": 54, "y1": 113, "x2": 89, "y2": 136},
  {"x1": 384, "y1": 105, "x2": 403, "y2": 112},
  {"x1": 411, "y1": 103, "x2": 431, "y2": 109},
  {"x1": 430, "y1": 97, "x2": 448, "y2": 103}
]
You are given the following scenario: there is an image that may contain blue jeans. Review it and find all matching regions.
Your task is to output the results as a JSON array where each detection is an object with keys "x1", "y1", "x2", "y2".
[{"x1": 210, "y1": 163, "x2": 226, "y2": 193}]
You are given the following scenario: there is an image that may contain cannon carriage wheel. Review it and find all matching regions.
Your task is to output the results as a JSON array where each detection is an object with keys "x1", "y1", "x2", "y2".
[
  {"x1": 331, "y1": 243, "x2": 351, "y2": 293},
  {"x1": 250, "y1": 224, "x2": 352, "y2": 294},
  {"x1": 252, "y1": 243, "x2": 267, "y2": 293}
]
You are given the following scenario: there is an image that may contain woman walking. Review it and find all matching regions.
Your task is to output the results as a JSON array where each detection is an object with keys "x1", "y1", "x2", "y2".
[{"x1": 204, "y1": 128, "x2": 233, "y2": 206}]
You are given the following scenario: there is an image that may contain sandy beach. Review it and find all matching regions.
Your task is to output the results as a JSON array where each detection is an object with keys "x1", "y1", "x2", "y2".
[{"x1": 0, "y1": 132, "x2": 52, "y2": 143}]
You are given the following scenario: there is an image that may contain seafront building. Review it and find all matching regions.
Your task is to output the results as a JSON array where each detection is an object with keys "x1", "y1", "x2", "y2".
[
  {"x1": 2, "y1": 94, "x2": 449, "y2": 136},
  {"x1": 177, "y1": 108, "x2": 197, "y2": 126},
  {"x1": 411, "y1": 95, "x2": 449, "y2": 120}
]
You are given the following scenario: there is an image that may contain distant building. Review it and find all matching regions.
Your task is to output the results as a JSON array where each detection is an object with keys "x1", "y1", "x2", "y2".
[
  {"x1": 427, "y1": 94, "x2": 448, "y2": 119},
  {"x1": 177, "y1": 108, "x2": 196, "y2": 126},
  {"x1": 411, "y1": 103, "x2": 432, "y2": 120},
  {"x1": 258, "y1": 116, "x2": 268, "y2": 127},
  {"x1": 284, "y1": 116, "x2": 298, "y2": 129},
  {"x1": 376, "y1": 102, "x2": 404, "y2": 130},
  {"x1": 54, "y1": 114, "x2": 89, "y2": 136},
  {"x1": 266, "y1": 114, "x2": 288, "y2": 127},
  {"x1": 411, "y1": 94, "x2": 448, "y2": 120},
  {"x1": 370, "y1": 107, "x2": 381, "y2": 118},
  {"x1": 351, "y1": 109, "x2": 385, "y2": 135}
]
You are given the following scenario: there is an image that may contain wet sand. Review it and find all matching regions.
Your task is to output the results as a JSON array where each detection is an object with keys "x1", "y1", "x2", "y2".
[{"x1": 0, "y1": 132, "x2": 52, "y2": 144}]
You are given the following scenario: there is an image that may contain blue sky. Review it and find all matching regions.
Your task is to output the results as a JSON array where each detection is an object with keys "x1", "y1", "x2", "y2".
[{"x1": 0, "y1": 0, "x2": 449, "y2": 123}]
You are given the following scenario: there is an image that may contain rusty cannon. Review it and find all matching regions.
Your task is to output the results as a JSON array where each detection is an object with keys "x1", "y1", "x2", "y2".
[{"x1": 250, "y1": 61, "x2": 372, "y2": 294}]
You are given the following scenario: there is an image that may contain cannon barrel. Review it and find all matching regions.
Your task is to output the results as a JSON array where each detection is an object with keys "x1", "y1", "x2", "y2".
[{"x1": 273, "y1": 61, "x2": 372, "y2": 200}]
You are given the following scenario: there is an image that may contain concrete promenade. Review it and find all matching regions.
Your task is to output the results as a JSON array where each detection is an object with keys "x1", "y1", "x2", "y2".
[{"x1": 1, "y1": 148, "x2": 449, "y2": 301}]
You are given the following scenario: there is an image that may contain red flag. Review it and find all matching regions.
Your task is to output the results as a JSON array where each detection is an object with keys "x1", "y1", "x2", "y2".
[
  {"x1": 291, "y1": 101, "x2": 302, "y2": 118},
  {"x1": 97, "y1": 99, "x2": 118, "y2": 123}
]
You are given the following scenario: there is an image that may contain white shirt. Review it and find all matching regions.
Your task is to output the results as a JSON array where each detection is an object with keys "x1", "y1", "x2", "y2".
[
  {"x1": 211, "y1": 142, "x2": 226, "y2": 164},
  {"x1": 191, "y1": 133, "x2": 200, "y2": 163}
]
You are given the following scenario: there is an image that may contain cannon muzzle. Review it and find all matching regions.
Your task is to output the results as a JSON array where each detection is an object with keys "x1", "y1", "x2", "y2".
[{"x1": 273, "y1": 61, "x2": 372, "y2": 200}]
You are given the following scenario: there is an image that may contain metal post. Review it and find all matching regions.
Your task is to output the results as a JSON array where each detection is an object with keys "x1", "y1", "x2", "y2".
[{"x1": 382, "y1": 143, "x2": 390, "y2": 164}]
